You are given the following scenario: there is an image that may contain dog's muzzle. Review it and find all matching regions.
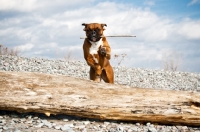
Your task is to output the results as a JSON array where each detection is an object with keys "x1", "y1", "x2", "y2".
[
  {"x1": 91, "y1": 30, "x2": 97, "y2": 41},
  {"x1": 88, "y1": 30, "x2": 102, "y2": 42}
]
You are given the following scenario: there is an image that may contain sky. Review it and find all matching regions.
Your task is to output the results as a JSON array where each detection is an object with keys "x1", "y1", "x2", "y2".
[{"x1": 0, "y1": 0, "x2": 200, "y2": 73}]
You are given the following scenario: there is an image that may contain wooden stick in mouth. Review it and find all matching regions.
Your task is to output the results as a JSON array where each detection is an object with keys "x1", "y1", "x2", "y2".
[{"x1": 80, "y1": 35, "x2": 136, "y2": 39}]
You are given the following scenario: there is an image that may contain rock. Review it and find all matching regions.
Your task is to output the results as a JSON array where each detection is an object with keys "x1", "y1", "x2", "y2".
[
  {"x1": 63, "y1": 119, "x2": 69, "y2": 122},
  {"x1": 3, "y1": 126, "x2": 8, "y2": 130},
  {"x1": 12, "y1": 118, "x2": 19, "y2": 123},
  {"x1": 78, "y1": 125, "x2": 85, "y2": 130},
  {"x1": 176, "y1": 125, "x2": 182, "y2": 131},
  {"x1": 83, "y1": 121, "x2": 90, "y2": 125},
  {"x1": 93, "y1": 125, "x2": 99, "y2": 130},
  {"x1": 117, "y1": 126, "x2": 124, "y2": 131},
  {"x1": 61, "y1": 125, "x2": 72, "y2": 131},
  {"x1": 135, "y1": 123, "x2": 140, "y2": 126},
  {"x1": 43, "y1": 122, "x2": 52, "y2": 128},
  {"x1": 35, "y1": 130, "x2": 44, "y2": 132},
  {"x1": 14, "y1": 130, "x2": 21, "y2": 132},
  {"x1": 146, "y1": 122, "x2": 151, "y2": 127},
  {"x1": 52, "y1": 123, "x2": 56, "y2": 126},
  {"x1": 131, "y1": 126, "x2": 138, "y2": 132},
  {"x1": 27, "y1": 115, "x2": 32, "y2": 119},
  {"x1": 148, "y1": 127, "x2": 157, "y2": 132},
  {"x1": 81, "y1": 128, "x2": 87, "y2": 132},
  {"x1": 54, "y1": 125, "x2": 61, "y2": 130},
  {"x1": 181, "y1": 126, "x2": 189, "y2": 131},
  {"x1": 157, "y1": 126, "x2": 166, "y2": 132},
  {"x1": 35, "y1": 123, "x2": 44, "y2": 128},
  {"x1": 41, "y1": 119, "x2": 52, "y2": 128},
  {"x1": 20, "y1": 118, "x2": 26, "y2": 122},
  {"x1": 99, "y1": 125, "x2": 106, "y2": 128},
  {"x1": 64, "y1": 123, "x2": 74, "y2": 128},
  {"x1": 10, "y1": 120, "x2": 15, "y2": 125},
  {"x1": 33, "y1": 117, "x2": 39, "y2": 120},
  {"x1": 171, "y1": 126, "x2": 178, "y2": 131},
  {"x1": 109, "y1": 127, "x2": 116, "y2": 132},
  {"x1": 25, "y1": 120, "x2": 33, "y2": 124}
]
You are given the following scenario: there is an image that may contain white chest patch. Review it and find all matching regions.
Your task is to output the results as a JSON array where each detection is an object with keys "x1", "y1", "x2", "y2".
[
  {"x1": 89, "y1": 38, "x2": 103, "y2": 63},
  {"x1": 89, "y1": 38, "x2": 103, "y2": 54}
]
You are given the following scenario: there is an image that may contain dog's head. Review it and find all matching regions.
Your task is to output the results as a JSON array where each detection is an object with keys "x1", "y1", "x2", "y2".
[{"x1": 82, "y1": 23, "x2": 107, "y2": 42}]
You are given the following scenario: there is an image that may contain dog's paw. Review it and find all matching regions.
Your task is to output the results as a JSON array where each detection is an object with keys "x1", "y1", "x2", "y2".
[{"x1": 100, "y1": 47, "x2": 106, "y2": 56}]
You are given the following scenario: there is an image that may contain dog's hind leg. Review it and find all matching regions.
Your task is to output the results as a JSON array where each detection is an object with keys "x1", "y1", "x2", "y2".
[
  {"x1": 89, "y1": 67, "x2": 95, "y2": 80},
  {"x1": 101, "y1": 68, "x2": 114, "y2": 84},
  {"x1": 89, "y1": 67, "x2": 101, "y2": 82}
]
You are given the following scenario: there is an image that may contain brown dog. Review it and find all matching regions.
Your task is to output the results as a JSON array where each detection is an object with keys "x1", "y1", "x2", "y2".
[{"x1": 82, "y1": 23, "x2": 114, "y2": 83}]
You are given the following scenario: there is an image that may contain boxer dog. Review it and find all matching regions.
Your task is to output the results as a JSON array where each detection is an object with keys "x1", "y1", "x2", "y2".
[{"x1": 82, "y1": 23, "x2": 114, "y2": 83}]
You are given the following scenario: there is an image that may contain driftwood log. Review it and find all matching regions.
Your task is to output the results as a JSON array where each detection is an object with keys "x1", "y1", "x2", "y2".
[{"x1": 0, "y1": 71, "x2": 200, "y2": 126}]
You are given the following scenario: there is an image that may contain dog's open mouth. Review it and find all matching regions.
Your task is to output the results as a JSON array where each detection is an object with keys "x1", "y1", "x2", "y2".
[{"x1": 92, "y1": 37, "x2": 97, "y2": 42}]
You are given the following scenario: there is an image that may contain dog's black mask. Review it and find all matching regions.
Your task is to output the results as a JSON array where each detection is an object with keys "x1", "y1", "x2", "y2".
[{"x1": 87, "y1": 28, "x2": 101, "y2": 42}]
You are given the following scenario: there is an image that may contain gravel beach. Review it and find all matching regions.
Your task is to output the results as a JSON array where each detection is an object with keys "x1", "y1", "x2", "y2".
[{"x1": 0, "y1": 55, "x2": 200, "y2": 132}]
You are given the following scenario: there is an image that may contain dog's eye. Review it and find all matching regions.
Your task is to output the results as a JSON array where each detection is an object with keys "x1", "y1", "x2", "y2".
[{"x1": 95, "y1": 28, "x2": 100, "y2": 31}]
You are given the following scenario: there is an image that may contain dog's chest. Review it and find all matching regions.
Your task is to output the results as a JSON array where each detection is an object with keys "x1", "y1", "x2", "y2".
[
  {"x1": 89, "y1": 39, "x2": 103, "y2": 55},
  {"x1": 89, "y1": 39, "x2": 103, "y2": 63}
]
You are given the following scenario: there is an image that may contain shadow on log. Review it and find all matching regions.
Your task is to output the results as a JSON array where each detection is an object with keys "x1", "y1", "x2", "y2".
[{"x1": 0, "y1": 71, "x2": 200, "y2": 126}]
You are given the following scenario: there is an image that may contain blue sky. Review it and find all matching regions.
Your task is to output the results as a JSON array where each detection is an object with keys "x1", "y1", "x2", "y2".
[{"x1": 0, "y1": 0, "x2": 200, "y2": 72}]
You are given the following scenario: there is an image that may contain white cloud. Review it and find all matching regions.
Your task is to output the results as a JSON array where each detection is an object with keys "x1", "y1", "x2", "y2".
[
  {"x1": 144, "y1": 1, "x2": 155, "y2": 6},
  {"x1": 15, "y1": 43, "x2": 34, "y2": 52},
  {"x1": 0, "y1": 0, "x2": 94, "y2": 12},
  {"x1": 0, "y1": 0, "x2": 38, "y2": 11},
  {"x1": 178, "y1": 19, "x2": 200, "y2": 39},
  {"x1": 188, "y1": 0, "x2": 200, "y2": 6}
]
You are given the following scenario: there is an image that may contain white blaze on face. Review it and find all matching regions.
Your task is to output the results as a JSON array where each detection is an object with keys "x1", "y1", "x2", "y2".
[{"x1": 89, "y1": 38, "x2": 103, "y2": 63}]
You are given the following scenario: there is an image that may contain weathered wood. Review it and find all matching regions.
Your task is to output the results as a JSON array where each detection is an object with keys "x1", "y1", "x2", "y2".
[{"x1": 0, "y1": 71, "x2": 200, "y2": 126}]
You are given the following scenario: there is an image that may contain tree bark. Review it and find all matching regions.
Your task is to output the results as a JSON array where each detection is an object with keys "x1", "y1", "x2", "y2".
[{"x1": 0, "y1": 71, "x2": 200, "y2": 126}]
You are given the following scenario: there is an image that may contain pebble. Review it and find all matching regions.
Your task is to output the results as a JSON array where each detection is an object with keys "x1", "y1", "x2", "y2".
[
  {"x1": 54, "y1": 125, "x2": 61, "y2": 130},
  {"x1": 78, "y1": 125, "x2": 85, "y2": 129},
  {"x1": 83, "y1": 121, "x2": 90, "y2": 125},
  {"x1": 63, "y1": 119, "x2": 69, "y2": 122},
  {"x1": 35, "y1": 123, "x2": 44, "y2": 128},
  {"x1": 0, "y1": 55, "x2": 200, "y2": 131},
  {"x1": 3, "y1": 126, "x2": 8, "y2": 130},
  {"x1": 148, "y1": 127, "x2": 158, "y2": 132},
  {"x1": 64, "y1": 123, "x2": 74, "y2": 128},
  {"x1": 135, "y1": 123, "x2": 140, "y2": 126},
  {"x1": 131, "y1": 126, "x2": 138, "y2": 132},
  {"x1": 146, "y1": 122, "x2": 151, "y2": 127},
  {"x1": 61, "y1": 124, "x2": 72, "y2": 131},
  {"x1": 14, "y1": 130, "x2": 21, "y2": 132}
]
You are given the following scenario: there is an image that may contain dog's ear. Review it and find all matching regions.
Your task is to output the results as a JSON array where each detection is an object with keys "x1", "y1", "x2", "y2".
[
  {"x1": 101, "y1": 24, "x2": 107, "y2": 27},
  {"x1": 101, "y1": 23, "x2": 107, "y2": 30},
  {"x1": 82, "y1": 23, "x2": 87, "y2": 31}
]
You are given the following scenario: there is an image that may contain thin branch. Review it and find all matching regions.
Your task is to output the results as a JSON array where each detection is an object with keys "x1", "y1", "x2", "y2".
[{"x1": 80, "y1": 35, "x2": 136, "y2": 39}]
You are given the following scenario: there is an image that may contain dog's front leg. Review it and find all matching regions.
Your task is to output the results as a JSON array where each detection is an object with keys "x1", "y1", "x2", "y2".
[
  {"x1": 100, "y1": 46, "x2": 111, "y2": 60},
  {"x1": 86, "y1": 54, "x2": 100, "y2": 70},
  {"x1": 87, "y1": 54, "x2": 102, "y2": 82}
]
